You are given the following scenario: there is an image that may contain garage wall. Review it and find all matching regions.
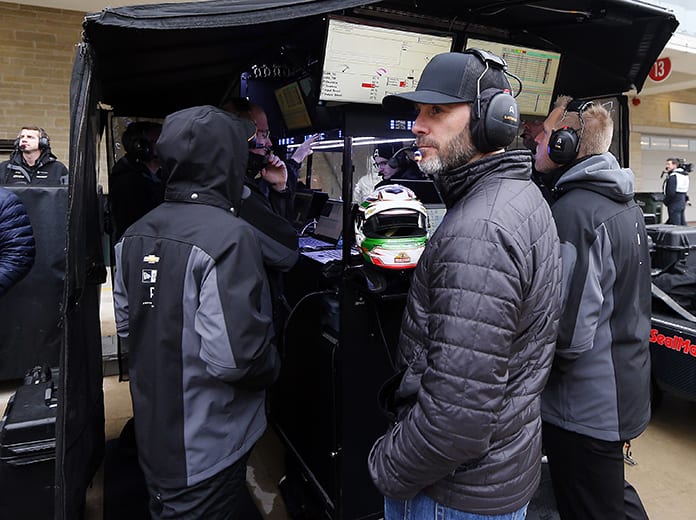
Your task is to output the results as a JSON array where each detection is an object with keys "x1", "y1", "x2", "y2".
[
  {"x1": 630, "y1": 90, "x2": 696, "y2": 222},
  {"x1": 0, "y1": 2, "x2": 84, "y2": 167}
]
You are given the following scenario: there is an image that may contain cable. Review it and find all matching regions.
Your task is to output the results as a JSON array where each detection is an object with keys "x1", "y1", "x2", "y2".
[
  {"x1": 369, "y1": 297, "x2": 397, "y2": 370},
  {"x1": 281, "y1": 289, "x2": 336, "y2": 355}
]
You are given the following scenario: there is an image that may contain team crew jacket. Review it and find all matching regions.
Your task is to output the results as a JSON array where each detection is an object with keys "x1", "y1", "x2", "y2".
[
  {"x1": 113, "y1": 106, "x2": 279, "y2": 490},
  {"x1": 1, "y1": 149, "x2": 68, "y2": 185},
  {"x1": 541, "y1": 152, "x2": 652, "y2": 443}
]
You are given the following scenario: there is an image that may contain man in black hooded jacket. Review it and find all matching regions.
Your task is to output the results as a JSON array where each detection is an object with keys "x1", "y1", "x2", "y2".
[{"x1": 113, "y1": 106, "x2": 278, "y2": 519}]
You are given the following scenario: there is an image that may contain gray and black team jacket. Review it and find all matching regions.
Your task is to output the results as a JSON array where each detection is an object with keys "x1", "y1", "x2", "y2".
[
  {"x1": 369, "y1": 150, "x2": 562, "y2": 514},
  {"x1": 113, "y1": 106, "x2": 280, "y2": 490},
  {"x1": 541, "y1": 152, "x2": 651, "y2": 442},
  {"x1": 0, "y1": 149, "x2": 68, "y2": 185}
]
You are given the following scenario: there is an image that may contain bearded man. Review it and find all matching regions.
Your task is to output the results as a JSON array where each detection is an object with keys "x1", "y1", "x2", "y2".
[{"x1": 368, "y1": 50, "x2": 562, "y2": 520}]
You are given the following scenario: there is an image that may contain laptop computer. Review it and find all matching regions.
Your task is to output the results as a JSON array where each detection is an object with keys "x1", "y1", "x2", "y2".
[
  {"x1": 299, "y1": 199, "x2": 343, "y2": 251},
  {"x1": 293, "y1": 190, "x2": 329, "y2": 232}
]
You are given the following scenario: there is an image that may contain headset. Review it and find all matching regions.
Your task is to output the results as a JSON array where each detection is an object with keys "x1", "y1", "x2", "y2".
[
  {"x1": 123, "y1": 122, "x2": 158, "y2": 162},
  {"x1": 466, "y1": 49, "x2": 521, "y2": 153},
  {"x1": 548, "y1": 100, "x2": 594, "y2": 165},
  {"x1": 387, "y1": 147, "x2": 414, "y2": 170},
  {"x1": 14, "y1": 127, "x2": 50, "y2": 151}
]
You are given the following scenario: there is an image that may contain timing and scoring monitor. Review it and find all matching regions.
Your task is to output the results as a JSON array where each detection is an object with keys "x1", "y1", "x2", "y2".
[
  {"x1": 466, "y1": 38, "x2": 561, "y2": 117},
  {"x1": 319, "y1": 17, "x2": 453, "y2": 105}
]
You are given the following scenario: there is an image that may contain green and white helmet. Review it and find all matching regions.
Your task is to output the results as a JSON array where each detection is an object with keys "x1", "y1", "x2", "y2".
[{"x1": 354, "y1": 184, "x2": 428, "y2": 269}]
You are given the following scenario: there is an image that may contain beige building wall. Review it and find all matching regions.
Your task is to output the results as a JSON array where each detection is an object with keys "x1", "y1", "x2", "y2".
[
  {"x1": 631, "y1": 90, "x2": 696, "y2": 180},
  {"x1": 630, "y1": 89, "x2": 696, "y2": 221},
  {"x1": 0, "y1": 2, "x2": 84, "y2": 167}
]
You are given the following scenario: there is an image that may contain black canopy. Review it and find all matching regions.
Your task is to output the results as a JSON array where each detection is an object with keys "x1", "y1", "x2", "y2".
[{"x1": 80, "y1": 0, "x2": 679, "y2": 117}]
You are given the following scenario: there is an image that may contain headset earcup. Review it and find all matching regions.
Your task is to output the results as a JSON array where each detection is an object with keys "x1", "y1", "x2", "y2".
[
  {"x1": 387, "y1": 150, "x2": 409, "y2": 170},
  {"x1": 470, "y1": 88, "x2": 519, "y2": 153},
  {"x1": 548, "y1": 127, "x2": 579, "y2": 165},
  {"x1": 38, "y1": 129, "x2": 49, "y2": 150},
  {"x1": 132, "y1": 138, "x2": 153, "y2": 161}
]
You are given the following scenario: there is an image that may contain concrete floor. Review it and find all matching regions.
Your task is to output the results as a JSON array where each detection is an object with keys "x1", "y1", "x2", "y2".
[
  {"x1": 1, "y1": 273, "x2": 695, "y2": 519},
  {"x1": 79, "y1": 376, "x2": 696, "y2": 520}
]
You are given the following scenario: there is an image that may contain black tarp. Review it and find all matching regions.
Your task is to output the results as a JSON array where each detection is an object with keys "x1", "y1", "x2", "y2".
[
  {"x1": 0, "y1": 187, "x2": 67, "y2": 380},
  {"x1": 63, "y1": 1, "x2": 678, "y2": 518},
  {"x1": 59, "y1": 44, "x2": 105, "y2": 520}
]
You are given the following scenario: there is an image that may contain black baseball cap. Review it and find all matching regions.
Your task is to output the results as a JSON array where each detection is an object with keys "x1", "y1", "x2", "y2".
[{"x1": 383, "y1": 50, "x2": 512, "y2": 110}]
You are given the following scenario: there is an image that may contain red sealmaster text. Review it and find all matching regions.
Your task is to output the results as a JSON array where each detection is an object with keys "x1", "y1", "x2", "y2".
[{"x1": 650, "y1": 328, "x2": 696, "y2": 357}]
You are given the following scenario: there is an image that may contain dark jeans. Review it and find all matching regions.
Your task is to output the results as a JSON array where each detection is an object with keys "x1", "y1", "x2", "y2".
[
  {"x1": 542, "y1": 422, "x2": 648, "y2": 520},
  {"x1": 146, "y1": 451, "x2": 262, "y2": 520},
  {"x1": 666, "y1": 206, "x2": 686, "y2": 225}
]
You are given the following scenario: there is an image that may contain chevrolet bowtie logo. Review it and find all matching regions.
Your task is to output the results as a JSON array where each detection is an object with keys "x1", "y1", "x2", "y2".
[{"x1": 143, "y1": 254, "x2": 160, "y2": 264}]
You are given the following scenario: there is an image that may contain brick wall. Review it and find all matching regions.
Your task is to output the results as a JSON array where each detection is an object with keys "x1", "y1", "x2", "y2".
[{"x1": 0, "y1": 2, "x2": 84, "y2": 168}]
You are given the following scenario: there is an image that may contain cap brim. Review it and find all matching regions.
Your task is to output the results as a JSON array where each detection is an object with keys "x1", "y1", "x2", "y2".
[{"x1": 383, "y1": 90, "x2": 470, "y2": 110}]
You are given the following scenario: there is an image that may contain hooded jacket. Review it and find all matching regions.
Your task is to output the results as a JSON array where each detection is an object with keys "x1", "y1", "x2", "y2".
[
  {"x1": 369, "y1": 150, "x2": 561, "y2": 514},
  {"x1": 0, "y1": 187, "x2": 35, "y2": 296},
  {"x1": 1, "y1": 149, "x2": 68, "y2": 185},
  {"x1": 113, "y1": 106, "x2": 279, "y2": 490},
  {"x1": 541, "y1": 152, "x2": 651, "y2": 442}
]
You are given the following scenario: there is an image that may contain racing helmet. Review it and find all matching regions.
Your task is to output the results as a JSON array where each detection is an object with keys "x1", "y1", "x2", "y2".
[{"x1": 354, "y1": 184, "x2": 428, "y2": 269}]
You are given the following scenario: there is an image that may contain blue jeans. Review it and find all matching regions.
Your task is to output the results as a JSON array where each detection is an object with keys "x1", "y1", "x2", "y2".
[{"x1": 384, "y1": 493, "x2": 528, "y2": 520}]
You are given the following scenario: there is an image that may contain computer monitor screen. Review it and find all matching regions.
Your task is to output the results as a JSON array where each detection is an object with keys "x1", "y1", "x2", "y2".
[
  {"x1": 274, "y1": 81, "x2": 313, "y2": 130},
  {"x1": 319, "y1": 17, "x2": 453, "y2": 105},
  {"x1": 314, "y1": 199, "x2": 343, "y2": 242},
  {"x1": 466, "y1": 38, "x2": 561, "y2": 117},
  {"x1": 385, "y1": 179, "x2": 443, "y2": 205},
  {"x1": 293, "y1": 190, "x2": 329, "y2": 229}
]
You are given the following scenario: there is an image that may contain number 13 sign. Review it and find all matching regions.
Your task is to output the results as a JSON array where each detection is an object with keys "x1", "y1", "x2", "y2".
[{"x1": 649, "y1": 57, "x2": 672, "y2": 83}]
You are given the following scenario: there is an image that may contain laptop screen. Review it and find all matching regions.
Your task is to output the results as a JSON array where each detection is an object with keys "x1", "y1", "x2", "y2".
[
  {"x1": 293, "y1": 191, "x2": 313, "y2": 228},
  {"x1": 293, "y1": 191, "x2": 329, "y2": 229},
  {"x1": 313, "y1": 199, "x2": 343, "y2": 243}
]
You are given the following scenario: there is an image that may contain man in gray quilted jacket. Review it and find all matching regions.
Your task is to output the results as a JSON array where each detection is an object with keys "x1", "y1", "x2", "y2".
[{"x1": 368, "y1": 49, "x2": 562, "y2": 519}]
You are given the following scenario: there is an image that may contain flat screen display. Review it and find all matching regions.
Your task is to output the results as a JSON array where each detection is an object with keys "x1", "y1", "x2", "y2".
[
  {"x1": 274, "y1": 81, "x2": 313, "y2": 130},
  {"x1": 319, "y1": 18, "x2": 453, "y2": 105},
  {"x1": 466, "y1": 38, "x2": 561, "y2": 117}
]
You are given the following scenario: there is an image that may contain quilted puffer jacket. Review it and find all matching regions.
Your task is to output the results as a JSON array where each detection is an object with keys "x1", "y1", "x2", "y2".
[
  {"x1": 0, "y1": 187, "x2": 35, "y2": 297},
  {"x1": 369, "y1": 150, "x2": 561, "y2": 514}
]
